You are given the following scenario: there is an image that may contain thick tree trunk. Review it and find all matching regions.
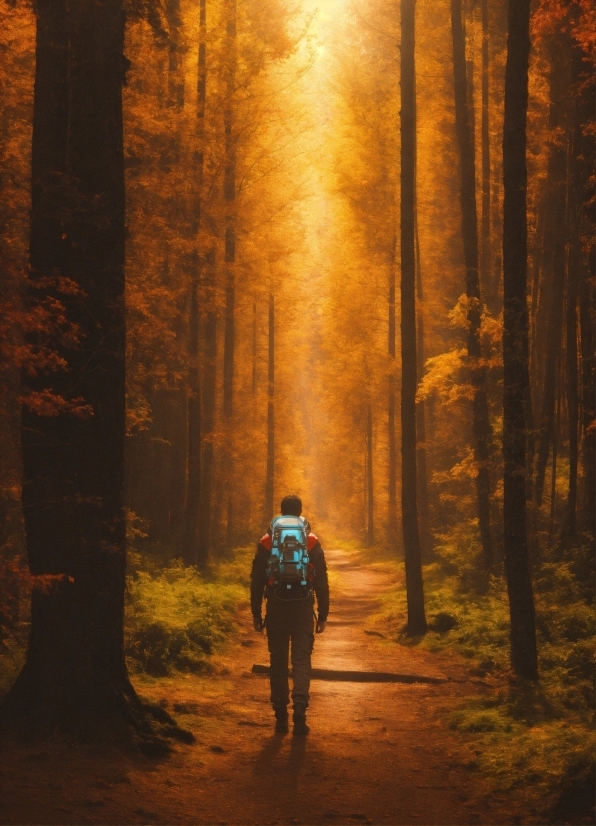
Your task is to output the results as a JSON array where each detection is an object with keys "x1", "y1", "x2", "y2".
[
  {"x1": 400, "y1": 0, "x2": 426, "y2": 636},
  {"x1": 264, "y1": 292, "x2": 274, "y2": 525},
  {"x1": 3, "y1": 0, "x2": 180, "y2": 743},
  {"x1": 502, "y1": 0, "x2": 538, "y2": 680},
  {"x1": 366, "y1": 404, "x2": 374, "y2": 546},
  {"x1": 533, "y1": 42, "x2": 570, "y2": 508},
  {"x1": 451, "y1": 0, "x2": 494, "y2": 568}
]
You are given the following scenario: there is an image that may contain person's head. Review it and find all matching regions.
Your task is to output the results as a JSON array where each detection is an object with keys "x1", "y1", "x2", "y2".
[{"x1": 280, "y1": 494, "x2": 302, "y2": 517}]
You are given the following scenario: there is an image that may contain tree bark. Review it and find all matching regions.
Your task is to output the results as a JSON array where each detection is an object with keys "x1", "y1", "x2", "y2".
[
  {"x1": 3, "y1": 0, "x2": 177, "y2": 742},
  {"x1": 548, "y1": 371, "x2": 561, "y2": 547},
  {"x1": 252, "y1": 300, "x2": 258, "y2": 395},
  {"x1": 451, "y1": 0, "x2": 494, "y2": 568},
  {"x1": 533, "y1": 41, "x2": 570, "y2": 508},
  {"x1": 575, "y1": 45, "x2": 595, "y2": 537},
  {"x1": 565, "y1": 144, "x2": 580, "y2": 539},
  {"x1": 480, "y1": 0, "x2": 492, "y2": 311},
  {"x1": 400, "y1": 0, "x2": 427, "y2": 635},
  {"x1": 185, "y1": 276, "x2": 201, "y2": 563},
  {"x1": 166, "y1": 0, "x2": 184, "y2": 110},
  {"x1": 184, "y1": 0, "x2": 207, "y2": 564},
  {"x1": 415, "y1": 206, "x2": 431, "y2": 559},
  {"x1": 222, "y1": 0, "x2": 237, "y2": 547},
  {"x1": 222, "y1": 0, "x2": 237, "y2": 421},
  {"x1": 502, "y1": 0, "x2": 538, "y2": 681},
  {"x1": 198, "y1": 299, "x2": 217, "y2": 566},
  {"x1": 388, "y1": 236, "x2": 398, "y2": 547},
  {"x1": 579, "y1": 255, "x2": 595, "y2": 536},
  {"x1": 366, "y1": 403, "x2": 374, "y2": 546},
  {"x1": 526, "y1": 199, "x2": 546, "y2": 504},
  {"x1": 264, "y1": 292, "x2": 274, "y2": 525}
]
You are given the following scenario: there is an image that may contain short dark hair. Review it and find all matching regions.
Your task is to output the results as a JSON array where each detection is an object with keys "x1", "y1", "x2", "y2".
[{"x1": 280, "y1": 494, "x2": 302, "y2": 516}]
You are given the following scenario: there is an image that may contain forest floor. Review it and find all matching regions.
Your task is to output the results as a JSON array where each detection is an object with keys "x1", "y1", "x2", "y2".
[{"x1": 0, "y1": 550, "x2": 530, "y2": 825}]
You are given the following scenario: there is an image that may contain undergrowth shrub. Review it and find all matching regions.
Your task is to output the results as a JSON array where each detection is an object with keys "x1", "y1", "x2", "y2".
[
  {"x1": 360, "y1": 524, "x2": 595, "y2": 822},
  {"x1": 125, "y1": 553, "x2": 248, "y2": 677}
]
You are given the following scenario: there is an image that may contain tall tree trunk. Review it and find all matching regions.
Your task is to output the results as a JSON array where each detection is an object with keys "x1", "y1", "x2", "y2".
[
  {"x1": 222, "y1": 0, "x2": 237, "y2": 547},
  {"x1": 264, "y1": 292, "x2": 274, "y2": 525},
  {"x1": 565, "y1": 293, "x2": 578, "y2": 537},
  {"x1": 160, "y1": 389, "x2": 188, "y2": 538},
  {"x1": 366, "y1": 403, "x2": 374, "y2": 546},
  {"x1": 502, "y1": 0, "x2": 538, "y2": 681},
  {"x1": 3, "y1": 0, "x2": 162, "y2": 738},
  {"x1": 400, "y1": 0, "x2": 426, "y2": 636},
  {"x1": 166, "y1": 0, "x2": 184, "y2": 110},
  {"x1": 252, "y1": 299, "x2": 258, "y2": 395},
  {"x1": 567, "y1": 46, "x2": 596, "y2": 536},
  {"x1": 222, "y1": 0, "x2": 237, "y2": 420},
  {"x1": 388, "y1": 237, "x2": 398, "y2": 547},
  {"x1": 451, "y1": 0, "x2": 494, "y2": 568},
  {"x1": 415, "y1": 207, "x2": 432, "y2": 559},
  {"x1": 548, "y1": 371, "x2": 561, "y2": 547},
  {"x1": 198, "y1": 297, "x2": 217, "y2": 565},
  {"x1": 185, "y1": 276, "x2": 201, "y2": 563},
  {"x1": 480, "y1": 0, "x2": 493, "y2": 312},
  {"x1": 526, "y1": 200, "x2": 546, "y2": 504},
  {"x1": 532, "y1": 41, "x2": 570, "y2": 507},
  {"x1": 579, "y1": 254, "x2": 595, "y2": 536},
  {"x1": 184, "y1": 0, "x2": 207, "y2": 564},
  {"x1": 565, "y1": 121, "x2": 580, "y2": 539}
]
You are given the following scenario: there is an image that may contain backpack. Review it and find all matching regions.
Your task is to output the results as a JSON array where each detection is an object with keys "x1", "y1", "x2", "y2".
[{"x1": 266, "y1": 515, "x2": 310, "y2": 589}]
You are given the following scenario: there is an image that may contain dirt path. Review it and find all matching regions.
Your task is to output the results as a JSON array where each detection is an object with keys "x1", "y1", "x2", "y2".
[{"x1": 0, "y1": 549, "x2": 516, "y2": 825}]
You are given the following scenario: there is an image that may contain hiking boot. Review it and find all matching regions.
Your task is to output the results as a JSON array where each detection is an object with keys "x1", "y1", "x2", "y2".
[
  {"x1": 274, "y1": 708, "x2": 289, "y2": 733},
  {"x1": 292, "y1": 710, "x2": 309, "y2": 736}
]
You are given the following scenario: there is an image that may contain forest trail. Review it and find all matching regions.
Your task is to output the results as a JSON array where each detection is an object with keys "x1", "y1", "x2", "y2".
[{"x1": 0, "y1": 550, "x2": 515, "y2": 826}]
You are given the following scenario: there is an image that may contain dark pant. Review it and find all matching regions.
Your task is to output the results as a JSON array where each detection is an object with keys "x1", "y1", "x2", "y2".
[{"x1": 265, "y1": 594, "x2": 314, "y2": 711}]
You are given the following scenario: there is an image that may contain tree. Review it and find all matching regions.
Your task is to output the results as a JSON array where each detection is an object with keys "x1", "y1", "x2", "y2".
[
  {"x1": 502, "y1": 0, "x2": 538, "y2": 680},
  {"x1": 532, "y1": 38, "x2": 571, "y2": 510},
  {"x1": 2, "y1": 0, "x2": 141, "y2": 734},
  {"x1": 451, "y1": 0, "x2": 494, "y2": 568},
  {"x1": 388, "y1": 237, "x2": 398, "y2": 547},
  {"x1": 183, "y1": 0, "x2": 207, "y2": 565},
  {"x1": 264, "y1": 290, "x2": 275, "y2": 524},
  {"x1": 400, "y1": 0, "x2": 427, "y2": 636}
]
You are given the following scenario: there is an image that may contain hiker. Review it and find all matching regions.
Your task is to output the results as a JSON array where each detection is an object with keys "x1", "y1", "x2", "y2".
[{"x1": 251, "y1": 494, "x2": 329, "y2": 735}]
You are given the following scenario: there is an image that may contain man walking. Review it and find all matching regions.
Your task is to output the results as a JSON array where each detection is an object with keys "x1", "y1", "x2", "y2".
[{"x1": 251, "y1": 494, "x2": 329, "y2": 735}]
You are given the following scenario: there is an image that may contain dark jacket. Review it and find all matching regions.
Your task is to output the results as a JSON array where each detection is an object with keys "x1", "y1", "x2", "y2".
[{"x1": 250, "y1": 530, "x2": 330, "y2": 623}]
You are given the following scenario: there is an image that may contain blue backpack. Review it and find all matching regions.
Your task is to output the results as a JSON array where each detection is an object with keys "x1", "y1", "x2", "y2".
[{"x1": 266, "y1": 515, "x2": 310, "y2": 589}]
